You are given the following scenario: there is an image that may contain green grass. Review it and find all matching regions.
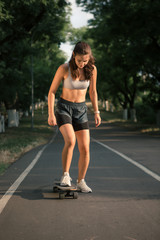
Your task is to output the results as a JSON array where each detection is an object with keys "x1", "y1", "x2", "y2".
[
  {"x1": 101, "y1": 109, "x2": 160, "y2": 134},
  {"x1": 100, "y1": 110, "x2": 124, "y2": 123},
  {"x1": 0, "y1": 106, "x2": 53, "y2": 175},
  {"x1": 87, "y1": 101, "x2": 124, "y2": 123},
  {"x1": 0, "y1": 163, "x2": 10, "y2": 175},
  {"x1": 87, "y1": 101, "x2": 160, "y2": 134}
]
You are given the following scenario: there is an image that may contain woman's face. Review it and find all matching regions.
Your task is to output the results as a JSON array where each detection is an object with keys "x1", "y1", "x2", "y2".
[{"x1": 74, "y1": 53, "x2": 90, "y2": 69}]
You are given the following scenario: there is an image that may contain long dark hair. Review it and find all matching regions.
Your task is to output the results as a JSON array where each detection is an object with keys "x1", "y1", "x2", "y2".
[{"x1": 69, "y1": 41, "x2": 95, "y2": 80}]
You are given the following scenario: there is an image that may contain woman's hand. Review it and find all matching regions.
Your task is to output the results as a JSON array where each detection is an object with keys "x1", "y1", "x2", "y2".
[
  {"x1": 48, "y1": 114, "x2": 57, "y2": 126},
  {"x1": 94, "y1": 113, "x2": 101, "y2": 127}
]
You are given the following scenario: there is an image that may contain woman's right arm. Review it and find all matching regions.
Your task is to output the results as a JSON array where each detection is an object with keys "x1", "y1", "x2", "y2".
[{"x1": 48, "y1": 65, "x2": 65, "y2": 126}]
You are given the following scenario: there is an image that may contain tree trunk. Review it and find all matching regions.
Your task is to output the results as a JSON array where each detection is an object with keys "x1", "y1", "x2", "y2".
[
  {"x1": 24, "y1": 111, "x2": 29, "y2": 117},
  {"x1": 110, "y1": 102, "x2": 114, "y2": 112},
  {"x1": 0, "y1": 115, "x2": 5, "y2": 133},
  {"x1": 123, "y1": 109, "x2": 128, "y2": 120},
  {"x1": 130, "y1": 108, "x2": 137, "y2": 122},
  {"x1": 102, "y1": 100, "x2": 105, "y2": 109},
  {"x1": 8, "y1": 109, "x2": 19, "y2": 127},
  {"x1": 156, "y1": 110, "x2": 160, "y2": 127},
  {"x1": 105, "y1": 100, "x2": 109, "y2": 111}
]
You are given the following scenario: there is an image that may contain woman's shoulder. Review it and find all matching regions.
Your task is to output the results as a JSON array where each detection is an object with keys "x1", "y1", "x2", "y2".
[
  {"x1": 92, "y1": 64, "x2": 97, "y2": 73},
  {"x1": 57, "y1": 63, "x2": 69, "y2": 78},
  {"x1": 59, "y1": 63, "x2": 69, "y2": 72},
  {"x1": 56, "y1": 63, "x2": 69, "y2": 77}
]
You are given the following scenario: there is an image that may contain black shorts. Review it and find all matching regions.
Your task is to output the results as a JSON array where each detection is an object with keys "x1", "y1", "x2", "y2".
[{"x1": 55, "y1": 98, "x2": 89, "y2": 132}]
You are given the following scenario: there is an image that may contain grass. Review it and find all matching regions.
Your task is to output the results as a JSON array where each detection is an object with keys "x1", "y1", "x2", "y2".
[
  {"x1": 0, "y1": 105, "x2": 53, "y2": 175},
  {"x1": 87, "y1": 101, "x2": 124, "y2": 123},
  {"x1": 87, "y1": 101, "x2": 160, "y2": 135},
  {"x1": 101, "y1": 110, "x2": 160, "y2": 134},
  {"x1": 1, "y1": 101, "x2": 159, "y2": 175}
]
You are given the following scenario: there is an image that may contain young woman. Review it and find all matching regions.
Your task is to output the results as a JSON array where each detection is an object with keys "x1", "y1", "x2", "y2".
[{"x1": 48, "y1": 41, "x2": 101, "y2": 193}]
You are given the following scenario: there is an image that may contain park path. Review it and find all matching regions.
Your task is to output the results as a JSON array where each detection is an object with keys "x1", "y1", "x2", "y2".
[{"x1": 0, "y1": 111, "x2": 160, "y2": 240}]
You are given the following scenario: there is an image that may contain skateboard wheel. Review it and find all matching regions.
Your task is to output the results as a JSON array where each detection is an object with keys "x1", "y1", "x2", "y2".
[
  {"x1": 59, "y1": 193, "x2": 65, "y2": 199},
  {"x1": 73, "y1": 192, "x2": 78, "y2": 199}
]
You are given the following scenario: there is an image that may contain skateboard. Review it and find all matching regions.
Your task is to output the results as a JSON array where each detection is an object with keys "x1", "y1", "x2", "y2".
[{"x1": 53, "y1": 182, "x2": 78, "y2": 199}]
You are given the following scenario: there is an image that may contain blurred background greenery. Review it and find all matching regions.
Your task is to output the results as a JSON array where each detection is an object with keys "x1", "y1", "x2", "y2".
[
  {"x1": 75, "y1": 0, "x2": 160, "y2": 125},
  {"x1": 0, "y1": 0, "x2": 160, "y2": 172},
  {"x1": 0, "y1": 0, "x2": 160, "y2": 125}
]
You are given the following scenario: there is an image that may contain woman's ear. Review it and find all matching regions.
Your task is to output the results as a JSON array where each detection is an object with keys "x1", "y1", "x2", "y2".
[{"x1": 73, "y1": 52, "x2": 75, "y2": 58}]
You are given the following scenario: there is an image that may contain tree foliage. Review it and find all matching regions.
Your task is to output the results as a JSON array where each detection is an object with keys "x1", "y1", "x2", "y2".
[
  {"x1": 76, "y1": 0, "x2": 160, "y2": 111},
  {"x1": 0, "y1": 0, "x2": 70, "y2": 110}
]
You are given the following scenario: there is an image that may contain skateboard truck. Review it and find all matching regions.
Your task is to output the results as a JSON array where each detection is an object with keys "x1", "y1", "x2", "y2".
[{"x1": 53, "y1": 182, "x2": 78, "y2": 199}]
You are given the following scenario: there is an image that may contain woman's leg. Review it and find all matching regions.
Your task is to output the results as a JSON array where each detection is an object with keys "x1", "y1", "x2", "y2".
[
  {"x1": 59, "y1": 123, "x2": 76, "y2": 173},
  {"x1": 75, "y1": 129, "x2": 90, "y2": 182}
]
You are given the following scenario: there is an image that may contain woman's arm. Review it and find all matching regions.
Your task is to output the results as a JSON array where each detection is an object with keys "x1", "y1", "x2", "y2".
[
  {"x1": 89, "y1": 65, "x2": 101, "y2": 127},
  {"x1": 48, "y1": 65, "x2": 65, "y2": 126}
]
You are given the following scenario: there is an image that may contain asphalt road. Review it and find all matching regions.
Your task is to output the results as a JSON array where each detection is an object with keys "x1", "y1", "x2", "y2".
[{"x1": 0, "y1": 112, "x2": 160, "y2": 240}]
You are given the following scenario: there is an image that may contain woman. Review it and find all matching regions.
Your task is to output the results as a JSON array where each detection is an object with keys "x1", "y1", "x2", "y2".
[{"x1": 48, "y1": 41, "x2": 101, "y2": 193}]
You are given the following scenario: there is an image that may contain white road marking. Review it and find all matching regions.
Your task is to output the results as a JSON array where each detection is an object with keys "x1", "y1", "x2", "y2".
[
  {"x1": 92, "y1": 138, "x2": 160, "y2": 182},
  {"x1": 0, "y1": 128, "x2": 58, "y2": 215}
]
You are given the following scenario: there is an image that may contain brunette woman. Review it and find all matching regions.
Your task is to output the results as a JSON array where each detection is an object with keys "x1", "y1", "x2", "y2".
[{"x1": 48, "y1": 42, "x2": 101, "y2": 192}]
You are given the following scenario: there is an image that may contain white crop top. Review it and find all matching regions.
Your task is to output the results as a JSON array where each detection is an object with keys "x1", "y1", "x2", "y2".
[{"x1": 63, "y1": 64, "x2": 90, "y2": 90}]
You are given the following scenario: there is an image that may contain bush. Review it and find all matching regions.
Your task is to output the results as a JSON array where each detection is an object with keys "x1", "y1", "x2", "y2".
[{"x1": 136, "y1": 103, "x2": 156, "y2": 124}]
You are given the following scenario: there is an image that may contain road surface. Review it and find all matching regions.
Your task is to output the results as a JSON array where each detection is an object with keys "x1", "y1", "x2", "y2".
[{"x1": 0, "y1": 111, "x2": 160, "y2": 240}]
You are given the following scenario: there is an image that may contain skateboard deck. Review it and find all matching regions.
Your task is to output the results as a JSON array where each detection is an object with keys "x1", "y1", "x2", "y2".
[{"x1": 53, "y1": 182, "x2": 78, "y2": 199}]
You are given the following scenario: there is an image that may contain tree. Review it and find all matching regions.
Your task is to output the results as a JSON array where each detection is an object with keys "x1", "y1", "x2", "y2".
[
  {"x1": 77, "y1": 0, "x2": 160, "y2": 121},
  {"x1": 67, "y1": 26, "x2": 88, "y2": 45},
  {"x1": 0, "y1": 0, "x2": 70, "y2": 111}
]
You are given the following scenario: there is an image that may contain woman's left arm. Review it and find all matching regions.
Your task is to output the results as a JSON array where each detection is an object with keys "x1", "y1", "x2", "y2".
[{"x1": 89, "y1": 65, "x2": 101, "y2": 127}]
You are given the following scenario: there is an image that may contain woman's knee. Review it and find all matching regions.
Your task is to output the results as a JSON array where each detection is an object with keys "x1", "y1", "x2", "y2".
[
  {"x1": 65, "y1": 137, "x2": 76, "y2": 148},
  {"x1": 60, "y1": 124, "x2": 76, "y2": 148},
  {"x1": 78, "y1": 143, "x2": 89, "y2": 155}
]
